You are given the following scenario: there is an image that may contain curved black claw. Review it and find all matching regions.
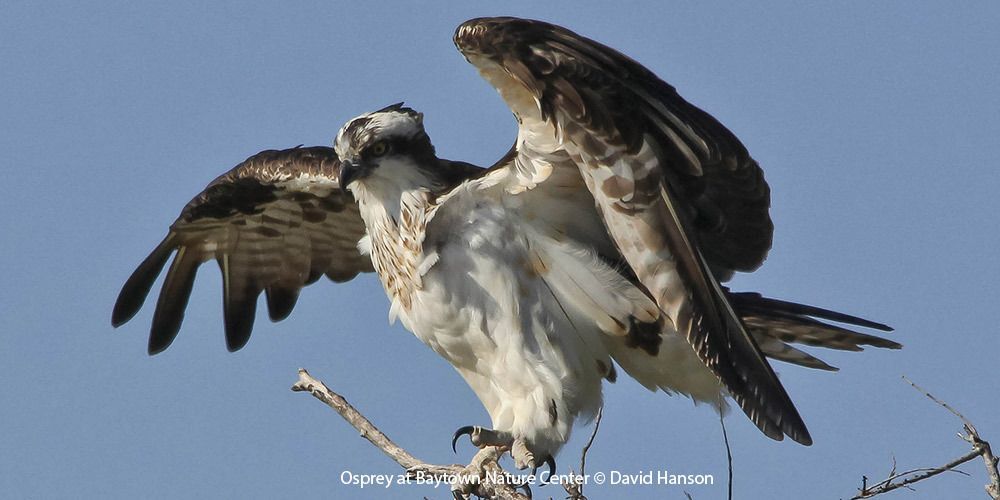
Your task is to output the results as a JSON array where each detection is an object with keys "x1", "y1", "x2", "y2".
[
  {"x1": 532, "y1": 455, "x2": 557, "y2": 485},
  {"x1": 451, "y1": 425, "x2": 476, "y2": 453}
]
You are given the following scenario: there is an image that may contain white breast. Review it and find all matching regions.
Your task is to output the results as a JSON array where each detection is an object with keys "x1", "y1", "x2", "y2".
[{"x1": 393, "y1": 188, "x2": 607, "y2": 456}]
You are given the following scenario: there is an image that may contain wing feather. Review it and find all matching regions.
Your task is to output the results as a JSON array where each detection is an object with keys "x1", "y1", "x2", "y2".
[
  {"x1": 456, "y1": 17, "x2": 808, "y2": 443},
  {"x1": 149, "y1": 245, "x2": 200, "y2": 354},
  {"x1": 112, "y1": 235, "x2": 175, "y2": 327},
  {"x1": 113, "y1": 146, "x2": 373, "y2": 353}
]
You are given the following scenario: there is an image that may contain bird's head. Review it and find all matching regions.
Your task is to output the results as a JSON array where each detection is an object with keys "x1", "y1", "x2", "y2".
[{"x1": 334, "y1": 103, "x2": 438, "y2": 198}]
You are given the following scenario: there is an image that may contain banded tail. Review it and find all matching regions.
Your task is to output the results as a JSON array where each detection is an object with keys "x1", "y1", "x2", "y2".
[{"x1": 730, "y1": 291, "x2": 900, "y2": 372}]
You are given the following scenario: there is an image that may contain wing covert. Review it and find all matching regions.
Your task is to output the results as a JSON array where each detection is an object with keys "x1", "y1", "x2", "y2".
[
  {"x1": 112, "y1": 146, "x2": 372, "y2": 354},
  {"x1": 456, "y1": 17, "x2": 772, "y2": 271}
]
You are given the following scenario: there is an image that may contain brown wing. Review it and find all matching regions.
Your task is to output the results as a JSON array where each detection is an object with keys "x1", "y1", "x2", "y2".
[
  {"x1": 112, "y1": 146, "x2": 372, "y2": 354},
  {"x1": 458, "y1": 18, "x2": 772, "y2": 273},
  {"x1": 455, "y1": 17, "x2": 809, "y2": 444}
]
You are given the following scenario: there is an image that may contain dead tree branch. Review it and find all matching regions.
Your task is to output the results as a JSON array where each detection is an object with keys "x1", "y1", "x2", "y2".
[
  {"x1": 852, "y1": 377, "x2": 999, "y2": 499},
  {"x1": 291, "y1": 368, "x2": 529, "y2": 500}
]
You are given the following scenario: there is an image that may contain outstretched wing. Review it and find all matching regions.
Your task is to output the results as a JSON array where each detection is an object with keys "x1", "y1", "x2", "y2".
[
  {"x1": 112, "y1": 146, "x2": 372, "y2": 354},
  {"x1": 455, "y1": 18, "x2": 809, "y2": 444}
]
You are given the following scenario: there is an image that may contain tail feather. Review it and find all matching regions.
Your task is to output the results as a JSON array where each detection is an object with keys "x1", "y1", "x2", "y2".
[
  {"x1": 729, "y1": 291, "x2": 900, "y2": 371},
  {"x1": 731, "y1": 292, "x2": 893, "y2": 331},
  {"x1": 753, "y1": 336, "x2": 839, "y2": 372}
]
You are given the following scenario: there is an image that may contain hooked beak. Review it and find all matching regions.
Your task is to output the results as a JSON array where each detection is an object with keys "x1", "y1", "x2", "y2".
[{"x1": 338, "y1": 159, "x2": 368, "y2": 193}]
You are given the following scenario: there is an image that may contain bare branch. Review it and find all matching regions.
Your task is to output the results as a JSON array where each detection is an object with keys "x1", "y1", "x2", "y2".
[
  {"x1": 851, "y1": 377, "x2": 999, "y2": 499},
  {"x1": 854, "y1": 449, "x2": 981, "y2": 498},
  {"x1": 291, "y1": 368, "x2": 530, "y2": 500},
  {"x1": 903, "y1": 377, "x2": 1000, "y2": 499}
]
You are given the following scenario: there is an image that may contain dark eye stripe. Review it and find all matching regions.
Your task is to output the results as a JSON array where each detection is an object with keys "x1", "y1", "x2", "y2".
[
  {"x1": 360, "y1": 133, "x2": 435, "y2": 163},
  {"x1": 386, "y1": 137, "x2": 410, "y2": 155}
]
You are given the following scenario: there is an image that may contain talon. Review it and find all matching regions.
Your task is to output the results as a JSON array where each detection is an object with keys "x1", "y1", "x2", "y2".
[
  {"x1": 452, "y1": 425, "x2": 477, "y2": 453},
  {"x1": 532, "y1": 455, "x2": 557, "y2": 485}
]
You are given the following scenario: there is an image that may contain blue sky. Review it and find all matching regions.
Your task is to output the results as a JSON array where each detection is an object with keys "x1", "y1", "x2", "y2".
[{"x1": 2, "y1": 2, "x2": 998, "y2": 498}]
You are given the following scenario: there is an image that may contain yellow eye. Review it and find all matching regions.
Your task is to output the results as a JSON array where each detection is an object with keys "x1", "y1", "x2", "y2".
[{"x1": 370, "y1": 141, "x2": 388, "y2": 157}]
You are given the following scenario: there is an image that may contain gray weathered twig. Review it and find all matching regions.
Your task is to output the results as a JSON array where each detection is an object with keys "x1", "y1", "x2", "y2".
[
  {"x1": 719, "y1": 408, "x2": 733, "y2": 500},
  {"x1": 291, "y1": 368, "x2": 529, "y2": 500},
  {"x1": 852, "y1": 377, "x2": 999, "y2": 499},
  {"x1": 563, "y1": 406, "x2": 603, "y2": 500}
]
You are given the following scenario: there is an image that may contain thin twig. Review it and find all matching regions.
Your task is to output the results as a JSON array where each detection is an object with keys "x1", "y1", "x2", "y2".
[
  {"x1": 719, "y1": 409, "x2": 733, "y2": 500},
  {"x1": 580, "y1": 406, "x2": 603, "y2": 480},
  {"x1": 854, "y1": 449, "x2": 981, "y2": 498},
  {"x1": 851, "y1": 377, "x2": 999, "y2": 499},
  {"x1": 291, "y1": 368, "x2": 530, "y2": 500},
  {"x1": 564, "y1": 406, "x2": 603, "y2": 500}
]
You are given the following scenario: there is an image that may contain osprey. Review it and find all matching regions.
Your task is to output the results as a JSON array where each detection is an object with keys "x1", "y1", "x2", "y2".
[{"x1": 113, "y1": 17, "x2": 898, "y2": 469}]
